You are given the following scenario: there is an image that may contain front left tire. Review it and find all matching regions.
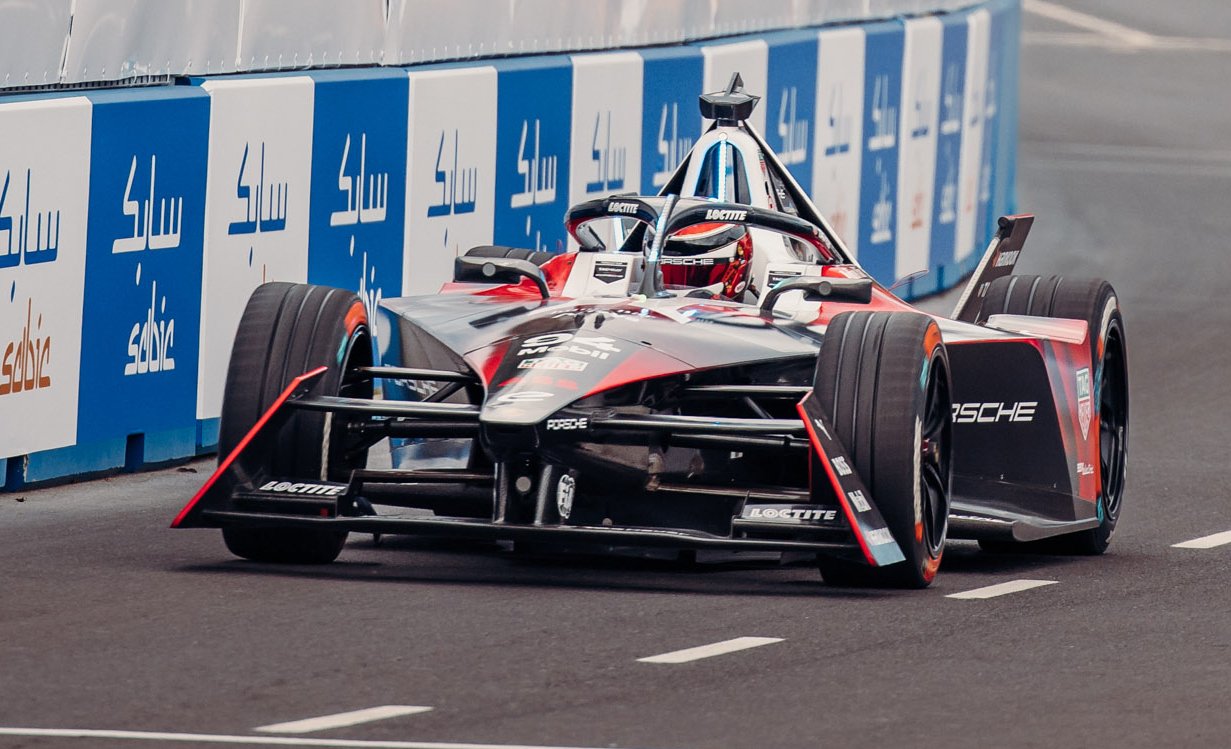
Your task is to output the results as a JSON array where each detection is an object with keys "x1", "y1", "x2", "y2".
[{"x1": 217, "y1": 282, "x2": 373, "y2": 564}]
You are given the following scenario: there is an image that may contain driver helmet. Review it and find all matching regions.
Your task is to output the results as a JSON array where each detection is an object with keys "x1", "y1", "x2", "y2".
[{"x1": 659, "y1": 222, "x2": 753, "y2": 299}]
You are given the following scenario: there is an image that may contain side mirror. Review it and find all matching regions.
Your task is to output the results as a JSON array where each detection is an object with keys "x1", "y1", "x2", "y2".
[
  {"x1": 759, "y1": 275, "x2": 872, "y2": 316},
  {"x1": 454, "y1": 256, "x2": 550, "y2": 299},
  {"x1": 575, "y1": 223, "x2": 605, "y2": 252}
]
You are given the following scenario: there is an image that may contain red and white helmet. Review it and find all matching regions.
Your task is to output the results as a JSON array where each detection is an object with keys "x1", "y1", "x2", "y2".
[{"x1": 660, "y1": 222, "x2": 754, "y2": 299}]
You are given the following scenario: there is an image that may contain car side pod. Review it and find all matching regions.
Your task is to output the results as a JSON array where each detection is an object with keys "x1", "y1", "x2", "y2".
[{"x1": 796, "y1": 393, "x2": 906, "y2": 567}]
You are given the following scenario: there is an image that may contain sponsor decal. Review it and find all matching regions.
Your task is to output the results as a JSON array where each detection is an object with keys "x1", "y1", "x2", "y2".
[
  {"x1": 776, "y1": 86, "x2": 809, "y2": 166},
  {"x1": 742, "y1": 505, "x2": 839, "y2": 523},
  {"x1": 585, "y1": 111, "x2": 627, "y2": 194},
  {"x1": 704, "y1": 208, "x2": 747, "y2": 222},
  {"x1": 812, "y1": 417, "x2": 832, "y2": 440},
  {"x1": 258, "y1": 480, "x2": 345, "y2": 497},
  {"x1": 428, "y1": 129, "x2": 478, "y2": 218},
  {"x1": 767, "y1": 269, "x2": 803, "y2": 288},
  {"x1": 661, "y1": 256, "x2": 715, "y2": 266},
  {"x1": 606, "y1": 201, "x2": 638, "y2": 215},
  {"x1": 492, "y1": 390, "x2": 556, "y2": 405},
  {"x1": 847, "y1": 489, "x2": 871, "y2": 513},
  {"x1": 516, "y1": 332, "x2": 621, "y2": 361},
  {"x1": 0, "y1": 298, "x2": 52, "y2": 396},
  {"x1": 1077, "y1": 461, "x2": 1095, "y2": 477},
  {"x1": 546, "y1": 417, "x2": 588, "y2": 431},
  {"x1": 592, "y1": 260, "x2": 628, "y2": 283},
  {"x1": 557, "y1": 473, "x2": 576, "y2": 520},
  {"x1": 951, "y1": 401, "x2": 1037, "y2": 424},
  {"x1": 832, "y1": 456, "x2": 853, "y2": 476},
  {"x1": 1076, "y1": 367, "x2": 1093, "y2": 440},
  {"x1": 519, "y1": 356, "x2": 588, "y2": 372},
  {"x1": 652, "y1": 102, "x2": 693, "y2": 188},
  {"x1": 865, "y1": 527, "x2": 894, "y2": 545},
  {"x1": 993, "y1": 249, "x2": 1019, "y2": 268}
]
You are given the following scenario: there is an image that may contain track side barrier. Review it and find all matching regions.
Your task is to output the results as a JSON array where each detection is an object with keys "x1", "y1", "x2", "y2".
[{"x1": 0, "y1": 0, "x2": 1020, "y2": 488}]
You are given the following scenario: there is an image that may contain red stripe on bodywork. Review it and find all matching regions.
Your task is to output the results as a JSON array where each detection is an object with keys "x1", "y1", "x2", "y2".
[
  {"x1": 170, "y1": 366, "x2": 329, "y2": 528},
  {"x1": 796, "y1": 394, "x2": 878, "y2": 567}
]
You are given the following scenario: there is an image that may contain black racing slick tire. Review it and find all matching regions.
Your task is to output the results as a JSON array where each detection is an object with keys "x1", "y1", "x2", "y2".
[
  {"x1": 812, "y1": 311, "x2": 952, "y2": 588},
  {"x1": 976, "y1": 275, "x2": 1128, "y2": 555},
  {"x1": 218, "y1": 282, "x2": 374, "y2": 564}
]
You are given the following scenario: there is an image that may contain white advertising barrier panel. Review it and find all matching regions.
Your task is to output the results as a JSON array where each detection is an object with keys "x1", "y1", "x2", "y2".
[
  {"x1": 811, "y1": 26, "x2": 866, "y2": 255},
  {"x1": 61, "y1": 0, "x2": 241, "y2": 85},
  {"x1": 895, "y1": 16, "x2": 942, "y2": 283},
  {"x1": 701, "y1": 40, "x2": 770, "y2": 135},
  {"x1": 196, "y1": 77, "x2": 314, "y2": 421},
  {"x1": 0, "y1": 98, "x2": 91, "y2": 458},
  {"x1": 956, "y1": 8, "x2": 990, "y2": 265},
  {"x1": 568, "y1": 52, "x2": 644, "y2": 228},
  {"x1": 404, "y1": 66, "x2": 499, "y2": 296},
  {"x1": 238, "y1": 0, "x2": 385, "y2": 71},
  {"x1": 0, "y1": 0, "x2": 70, "y2": 89}
]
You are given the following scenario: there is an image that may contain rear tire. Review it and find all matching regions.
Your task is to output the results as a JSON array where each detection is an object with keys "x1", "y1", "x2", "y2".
[
  {"x1": 813, "y1": 311, "x2": 952, "y2": 588},
  {"x1": 218, "y1": 282, "x2": 373, "y2": 564},
  {"x1": 976, "y1": 275, "x2": 1128, "y2": 554}
]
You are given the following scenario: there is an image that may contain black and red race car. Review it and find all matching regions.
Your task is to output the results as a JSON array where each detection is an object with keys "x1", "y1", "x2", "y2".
[{"x1": 174, "y1": 76, "x2": 1128, "y2": 588}]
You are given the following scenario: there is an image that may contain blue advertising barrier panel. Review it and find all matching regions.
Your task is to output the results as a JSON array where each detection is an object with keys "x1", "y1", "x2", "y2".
[
  {"x1": 74, "y1": 87, "x2": 210, "y2": 473},
  {"x1": 307, "y1": 68, "x2": 409, "y2": 355},
  {"x1": 0, "y1": 0, "x2": 1020, "y2": 489},
  {"x1": 493, "y1": 57, "x2": 572, "y2": 254}
]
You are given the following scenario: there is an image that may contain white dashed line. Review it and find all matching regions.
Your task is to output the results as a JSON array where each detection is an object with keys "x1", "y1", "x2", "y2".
[
  {"x1": 637, "y1": 636, "x2": 783, "y2": 664},
  {"x1": 255, "y1": 706, "x2": 433, "y2": 734},
  {"x1": 1172, "y1": 531, "x2": 1231, "y2": 549},
  {"x1": 0, "y1": 727, "x2": 611, "y2": 748},
  {"x1": 946, "y1": 579, "x2": 1058, "y2": 600}
]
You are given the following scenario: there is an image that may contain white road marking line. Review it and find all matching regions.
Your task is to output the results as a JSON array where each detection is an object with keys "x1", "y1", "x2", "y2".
[
  {"x1": 946, "y1": 579, "x2": 1058, "y2": 600},
  {"x1": 1024, "y1": 0, "x2": 1155, "y2": 48},
  {"x1": 1173, "y1": 531, "x2": 1231, "y2": 549},
  {"x1": 1023, "y1": 1, "x2": 1231, "y2": 53},
  {"x1": 637, "y1": 636, "x2": 783, "y2": 664},
  {"x1": 255, "y1": 706, "x2": 433, "y2": 734},
  {"x1": 0, "y1": 727, "x2": 621, "y2": 749}
]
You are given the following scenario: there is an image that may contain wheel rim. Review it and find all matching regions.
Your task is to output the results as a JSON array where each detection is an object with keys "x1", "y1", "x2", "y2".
[
  {"x1": 1098, "y1": 326, "x2": 1128, "y2": 521},
  {"x1": 919, "y1": 359, "x2": 951, "y2": 557}
]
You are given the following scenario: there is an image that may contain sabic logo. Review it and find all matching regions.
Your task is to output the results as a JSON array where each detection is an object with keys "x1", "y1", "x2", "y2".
[
  {"x1": 113, "y1": 155, "x2": 184, "y2": 253},
  {"x1": 777, "y1": 87, "x2": 808, "y2": 166},
  {"x1": 428, "y1": 129, "x2": 478, "y2": 217},
  {"x1": 0, "y1": 168, "x2": 61, "y2": 268},
  {"x1": 867, "y1": 75, "x2": 897, "y2": 151},
  {"x1": 511, "y1": 119, "x2": 558, "y2": 208},
  {"x1": 937, "y1": 144, "x2": 957, "y2": 225},
  {"x1": 869, "y1": 161, "x2": 894, "y2": 245},
  {"x1": 824, "y1": 85, "x2": 853, "y2": 157},
  {"x1": 586, "y1": 111, "x2": 626, "y2": 194},
  {"x1": 1, "y1": 298, "x2": 52, "y2": 396},
  {"x1": 909, "y1": 69, "x2": 933, "y2": 140},
  {"x1": 939, "y1": 62, "x2": 962, "y2": 136},
  {"x1": 330, "y1": 133, "x2": 389, "y2": 227},
  {"x1": 653, "y1": 103, "x2": 693, "y2": 188},
  {"x1": 228, "y1": 142, "x2": 289, "y2": 236},
  {"x1": 704, "y1": 208, "x2": 747, "y2": 222},
  {"x1": 125, "y1": 273, "x2": 176, "y2": 376}
]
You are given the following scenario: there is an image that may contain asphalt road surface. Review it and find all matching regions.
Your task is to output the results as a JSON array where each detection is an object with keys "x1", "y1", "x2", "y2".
[{"x1": 3, "y1": 2, "x2": 1230, "y2": 747}]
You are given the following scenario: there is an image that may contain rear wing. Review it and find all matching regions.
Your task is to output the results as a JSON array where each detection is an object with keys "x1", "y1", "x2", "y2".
[{"x1": 951, "y1": 214, "x2": 1034, "y2": 323}]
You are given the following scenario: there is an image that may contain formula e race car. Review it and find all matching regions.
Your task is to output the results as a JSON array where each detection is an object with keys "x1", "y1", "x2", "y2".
[{"x1": 173, "y1": 76, "x2": 1128, "y2": 588}]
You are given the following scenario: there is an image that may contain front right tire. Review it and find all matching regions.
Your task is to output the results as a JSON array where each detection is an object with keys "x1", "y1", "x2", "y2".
[{"x1": 812, "y1": 311, "x2": 952, "y2": 588}]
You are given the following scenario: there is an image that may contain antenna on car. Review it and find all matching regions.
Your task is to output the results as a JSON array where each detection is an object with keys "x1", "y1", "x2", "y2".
[{"x1": 699, "y1": 72, "x2": 761, "y2": 124}]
